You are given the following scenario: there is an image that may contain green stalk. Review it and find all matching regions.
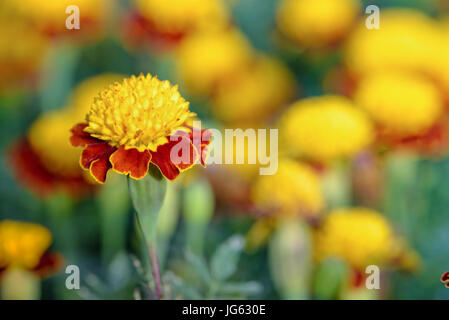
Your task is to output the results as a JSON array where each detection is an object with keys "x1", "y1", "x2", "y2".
[{"x1": 128, "y1": 165, "x2": 167, "y2": 299}]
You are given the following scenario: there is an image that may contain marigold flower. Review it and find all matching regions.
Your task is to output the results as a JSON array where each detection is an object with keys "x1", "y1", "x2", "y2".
[
  {"x1": 279, "y1": 96, "x2": 373, "y2": 162},
  {"x1": 314, "y1": 208, "x2": 399, "y2": 270},
  {"x1": 0, "y1": 220, "x2": 62, "y2": 278},
  {"x1": 0, "y1": 220, "x2": 51, "y2": 269},
  {"x1": 9, "y1": 109, "x2": 96, "y2": 197},
  {"x1": 354, "y1": 72, "x2": 443, "y2": 136},
  {"x1": 212, "y1": 55, "x2": 296, "y2": 124},
  {"x1": 177, "y1": 28, "x2": 253, "y2": 96},
  {"x1": 134, "y1": 0, "x2": 229, "y2": 35},
  {"x1": 344, "y1": 9, "x2": 440, "y2": 76},
  {"x1": 277, "y1": 0, "x2": 360, "y2": 48},
  {"x1": 70, "y1": 74, "x2": 211, "y2": 183},
  {"x1": 251, "y1": 159, "x2": 324, "y2": 217}
]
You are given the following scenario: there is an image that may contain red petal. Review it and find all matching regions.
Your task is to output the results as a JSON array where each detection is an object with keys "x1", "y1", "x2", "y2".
[
  {"x1": 81, "y1": 142, "x2": 115, "y2": 169},
  {"x1": 110, "y1": 147, "x2": 152, "y2": 179},
  {"x1": 70, "y1": 123, "x2": 99, "y2": 147},
  {"x1": 90, "y1": 157, "x2": 112, "y2": 184},
  {"x1": 150, "y1": 143, "x2": 180, "y2": 181}
]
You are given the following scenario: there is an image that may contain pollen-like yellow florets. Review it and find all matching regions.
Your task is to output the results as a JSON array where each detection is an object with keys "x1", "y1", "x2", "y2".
[
  {"x1": 28, "y1": 110, "x2": 83, "y2": 177},
  {"x1": 279, "y1": 96, "x2": 373, "y2": 162},
  {"x1": 354, "y1": 72, "x2": 443, "y2": 135},
  {"x1": 67, "y1": 74, "x2": 126, "y2": 122},
  {"x1": 314, "y1": 208, "x2": 398, "y2": 269},
  {"x1": 177, "y1": 28, "x2": 253, "y2": 95},
  {"x1": 212, "y1": 55, "x2": 295, "y2": 124},
  {"x1": 85, "y1": 74, "x2": 196, "y2": 152},
  {"x1": 135, "y1": 0, "x2": 229, "y2": 34},
  {"x1": 251, "y1": 159, "x2": 324, "y2": 217},
  {"x1": 0, "y1": 220, "x2": 52, "y2": 269},
  {"x1": 277, "y1": 0, "x2": 360, "y2": 48},
  {"x1": 344, "y1": 9, "x2": 440, "y2": 75}
]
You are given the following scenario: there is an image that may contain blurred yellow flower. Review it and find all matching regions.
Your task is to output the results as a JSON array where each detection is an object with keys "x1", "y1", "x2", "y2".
[
  {"x1": 9, "y1": 0, "x2": 109, "y2": 36},
  {"x1": 251, "y1": 159, "x2": 324, "y2": 217},
  {"x1": 28, "y1": 109, "x2": 82, "y2": 177},
  {"x1": 134, "y1": 0, "x2": 229, "y2": 34},
  {"x1": 344, "y1": 9, "x2": 440, "y2": 75},
  {"x1": 177, "y1": 28, "x2": 253, "y2": 96},
  {"x1": 67, "y1": 73, "x2": 126, "y2": 122},
  {"x1": 0, "y1": 220, "x2": 52, "y2": 269},
  {"x1": 354, "y1": 71, "x2": 443, "y2": 135},
  {"x1": 314, "y1": 208, "x2": 398, "y2": 269},
  {"x1": 279, "y1": 96, "x2": 373, "y2": 162},
  {"x1": 212, "y1": 55, "x2": 295, "y2": 124},
  {"x1": 277, "y1": 0, "x2": 360, "y2": 48},
  {"x1": 0, "y1": 20, "x2": 47, "y2": 91}
]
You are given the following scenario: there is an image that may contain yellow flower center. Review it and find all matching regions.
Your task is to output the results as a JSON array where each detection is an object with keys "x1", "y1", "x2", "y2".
[{"x1": 85, "y1": 74, "x2": 196, "y2": 152}]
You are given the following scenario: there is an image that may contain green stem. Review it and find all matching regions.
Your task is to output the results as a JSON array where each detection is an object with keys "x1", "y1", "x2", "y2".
[{"x1": 128, "y1": 165, "x2": 167, "y2": 299}]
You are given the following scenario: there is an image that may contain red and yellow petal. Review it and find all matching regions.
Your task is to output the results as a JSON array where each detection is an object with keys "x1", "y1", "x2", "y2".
[
  {"x1": 110, "y1": 147, "x2": 152, "y2": 180},
  {"x1": 70, "y1": 123, "x2": 98, "y2": 147},
  {"x1": 150, "y1": 143, "x2": 181, "y2": 181}
]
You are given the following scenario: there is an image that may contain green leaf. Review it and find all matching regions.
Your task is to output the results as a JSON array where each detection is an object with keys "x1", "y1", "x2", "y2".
[
  {"x1": 210, "y1": 235, "x2": 244, "y2": 282},
  {"x1": 185, "y1": 250, "x2": 212, "y2": 285}
]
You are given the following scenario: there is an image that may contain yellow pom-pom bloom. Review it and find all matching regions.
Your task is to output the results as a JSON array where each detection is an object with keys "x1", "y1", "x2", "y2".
[
  {"x1": 85, "y1": 74, "x2": 196, "y2": 152},
  {"x1": 67, "y1": 74, "x2": 126, "y2": 122},
  {"x1": 277, "y1": 0, "x2": 360, "y2": 48},
  {"x1": 135, "y1": 0, "x2": 229, "y2": 34},
  {"x1": 0, "y1": 220, "x2": 52, "y2": 269},
  {"x1": 279, "y1": 96, "x2": 373, "y2": 162},
  {"x1": 354, "y1": 72, "x2": 443, "y2": 135},
  {"x1": 28, "y1": 110, "x2": 83, "y2": 177},
  {"x1": 212, "y1": 55, "x2": 295, "y2": 124},
  {"x1": 345, "y1": 9, "x2": 440, "y2": 75},
  {"x1": 177, "y1": 29, "x2": 253, "y2": 95},
  {"x1": 251, "y1": 159, "x2": 324, "y2": 217},
  {"x1": 314, "y1": 208, "x2": 398, "y2": 269}
]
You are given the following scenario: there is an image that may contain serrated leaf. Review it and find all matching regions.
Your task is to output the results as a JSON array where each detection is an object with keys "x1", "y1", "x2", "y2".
[
  {"x1": 211, "y1": 235, "x2": 244, "y2": 282},
  {"x1": 185, "y1": 250, "x2": 211, "y2": 284}
]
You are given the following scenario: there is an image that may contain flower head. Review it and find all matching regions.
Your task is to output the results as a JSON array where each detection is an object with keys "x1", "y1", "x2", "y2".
[
  {"x1": 279, "y1": 96, "x2": 373, "y2": 162},
  {"x1": 344, "y1": 9, "x2": 440, "y2": 76},
  {"x1": 314, "y1": 208, "x2": 399, "y2": 270},
  {"x1": 9, "y1": 109, "x2": 95, "y2": 197},
  {"x1": 212, "y1": 55, "x2": 296, "y2": 124},
  {"x1": 0, "y1": 220, "x2": 62, "y2": 278},
  {"x1": 71, "y1": 74, "x2": 211, "y2": 183},
  {"x1": 251, "y1": 159, "x2": 324, "y2": 217},
  {"x1": 177, "y1": 28, "x2": 253, "y2": 95},
  {"x1": 0, "y1": 220, "x2": 51, "y2": 269},
  {"x1": 277, "y1": 0, "x2": 360, "y2": 48},
  {"x1": 354, "y1": 71, "x2": 443, "y2": 136}
]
